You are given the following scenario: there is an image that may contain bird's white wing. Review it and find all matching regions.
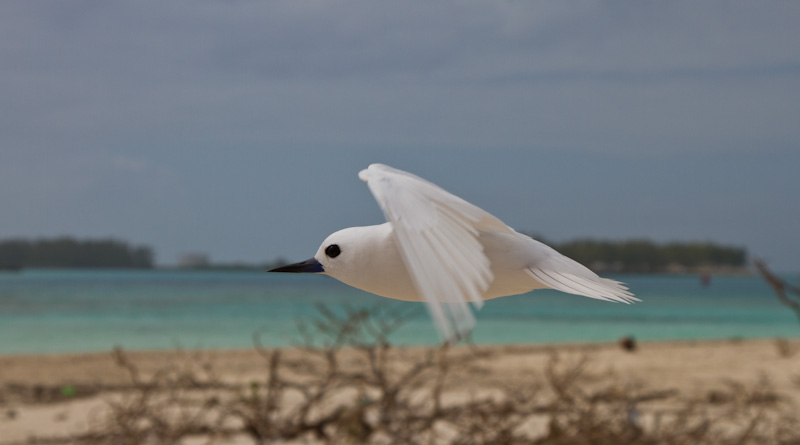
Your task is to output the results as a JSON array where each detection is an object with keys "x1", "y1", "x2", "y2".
[
  {"x1": 525, "y1": 240, "x2": 638, "y2": 304},
  {"x1": 359, "y1": 163, "x2": 513, "y2": 341}
]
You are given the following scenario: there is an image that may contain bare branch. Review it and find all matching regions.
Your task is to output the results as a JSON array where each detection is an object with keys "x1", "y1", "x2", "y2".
[{"x1": 754, "y1": 258, "x2": 800, "y2": 324}]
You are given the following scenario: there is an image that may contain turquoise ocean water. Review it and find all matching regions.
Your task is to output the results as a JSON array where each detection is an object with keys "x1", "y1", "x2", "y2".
[{"x1": 0, "y1": 270, "x2": 798, "y2": 355}]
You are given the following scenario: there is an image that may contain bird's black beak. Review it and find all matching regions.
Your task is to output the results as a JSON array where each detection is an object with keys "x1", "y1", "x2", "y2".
[{"x1": 268, "y1": 258, "x2": 324, "y2": 273}]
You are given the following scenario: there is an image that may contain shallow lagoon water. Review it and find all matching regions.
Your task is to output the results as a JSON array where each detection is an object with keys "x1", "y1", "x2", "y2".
[{"x1": 0, "y1": 270, "x2": 797, "y2": 354}]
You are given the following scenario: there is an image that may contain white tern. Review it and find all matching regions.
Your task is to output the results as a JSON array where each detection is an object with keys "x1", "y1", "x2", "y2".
[{"x1": 270, "y1": 164, "x2": 637, "y2": 341}]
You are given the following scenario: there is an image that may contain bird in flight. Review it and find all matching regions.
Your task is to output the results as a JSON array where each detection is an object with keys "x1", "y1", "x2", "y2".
[{"x1": 270, "y1": 164, "x2": 636, "y2": 341}]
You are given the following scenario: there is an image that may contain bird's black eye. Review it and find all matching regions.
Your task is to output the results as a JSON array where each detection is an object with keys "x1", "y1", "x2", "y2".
[{"x1": 325, "y1": 244, "x2": 341, "y2": 258}]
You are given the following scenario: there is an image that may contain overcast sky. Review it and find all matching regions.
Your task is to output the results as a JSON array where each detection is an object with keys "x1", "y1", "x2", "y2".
[{"x1": 2, "y1": 1, "x2": 799, "y2": 271}]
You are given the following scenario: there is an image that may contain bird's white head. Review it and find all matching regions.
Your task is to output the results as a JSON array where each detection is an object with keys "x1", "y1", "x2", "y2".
[
  {"x1": 269, "y1": 224, "x2": 396, "y2": 288},
  {"x1": 314, "y1": 226, "x2": 382, "y2": 280}
]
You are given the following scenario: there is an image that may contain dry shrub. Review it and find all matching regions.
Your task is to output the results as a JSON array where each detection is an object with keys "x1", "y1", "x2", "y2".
[
  {"x1": 773, "y1": 338, "x2": 796, "y2": 358},
  {"x1": 9, "y1": 303, "x2": 800, "y2": 445}
]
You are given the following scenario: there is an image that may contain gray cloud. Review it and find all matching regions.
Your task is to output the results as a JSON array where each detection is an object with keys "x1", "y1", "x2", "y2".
[
  {"x1": 1, "y1": 1, "x2": 799, "y2": 268},
  {"x1": 2, "y1": 1, "x2": 798, "y2": 154}
]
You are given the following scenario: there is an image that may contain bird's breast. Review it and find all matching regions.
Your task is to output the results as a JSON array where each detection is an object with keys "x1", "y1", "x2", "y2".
[{"x1": 340, "y1": 229, "x2": 542, "y2": 302}]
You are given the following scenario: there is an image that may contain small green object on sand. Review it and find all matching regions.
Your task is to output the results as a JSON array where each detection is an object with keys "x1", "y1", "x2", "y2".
[{"x1": 61, "y1": 385, "x2": 76, "y2": 397}]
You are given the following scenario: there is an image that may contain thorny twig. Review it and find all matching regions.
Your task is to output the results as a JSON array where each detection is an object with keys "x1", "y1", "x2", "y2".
[{"x1": 754, "y1": 258, "x2": 800, "y2": 324}]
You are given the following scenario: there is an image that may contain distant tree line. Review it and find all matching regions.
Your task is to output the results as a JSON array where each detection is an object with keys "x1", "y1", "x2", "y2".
[
  {"x1": 0, "y1": 237, "x2": 154, "y2": 269},
  {"x1": 550, "y1": 238, "x2": 747, "y2": 273},
  {"x1": 178, "y1": 259, "x2": 291, "y2": 271},
  {"x1": 0, "y1": 235, "x2": 747, "y2": 273}
]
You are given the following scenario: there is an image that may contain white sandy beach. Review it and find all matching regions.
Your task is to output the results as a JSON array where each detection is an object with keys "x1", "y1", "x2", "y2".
[{"x1": 1, "y1": 338, "x2": 799, "y2": 444}]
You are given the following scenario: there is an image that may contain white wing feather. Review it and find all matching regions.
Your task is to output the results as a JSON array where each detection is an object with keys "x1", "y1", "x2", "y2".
[
  {"x1": 526, "y1": 242, "x2": 638, "y2": 304},
  {"x1": 359, "y1": 164, "x2": 512, "y2": 340}
]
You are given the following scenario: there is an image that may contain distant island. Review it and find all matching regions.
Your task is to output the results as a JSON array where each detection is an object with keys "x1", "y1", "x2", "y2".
[
  {"x1": 0, "y1": 236, "x2": 748, "y2": 274},
  {"x1": 543, "y1": 237, "x2": 747, "y2": 274},
  {"x1": 175, "y1": 252, "x2": 289, "y2": 272},
  {"x1": 0, "y1": 237, "x2": 154, "y2": 269}
]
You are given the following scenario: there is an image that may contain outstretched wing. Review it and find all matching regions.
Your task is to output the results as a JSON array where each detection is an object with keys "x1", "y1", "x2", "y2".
[{"x1": 359, "y1": 164, "x2": 513, "y2": 341}]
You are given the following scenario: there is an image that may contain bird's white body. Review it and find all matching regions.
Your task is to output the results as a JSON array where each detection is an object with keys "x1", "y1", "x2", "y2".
[
  {"x1": 273, "y1": 164, "x2": 636, "y2": 340},
  {"x1": 316, "y1": 223, "x2": 549, "y2": 302}
]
